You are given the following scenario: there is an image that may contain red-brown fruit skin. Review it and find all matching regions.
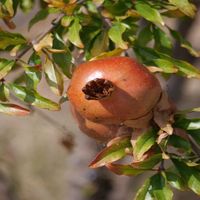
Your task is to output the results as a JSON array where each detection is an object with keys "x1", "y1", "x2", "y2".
[
  {"x1": 70, "y1": 105, "x2": 119, "y2": 142},
  {"x1": 68, "y1": 56, "x2": 162, "y2": 124}
]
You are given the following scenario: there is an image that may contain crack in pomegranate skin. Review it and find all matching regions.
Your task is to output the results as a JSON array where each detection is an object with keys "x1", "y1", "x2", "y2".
[{"x1": 82, "y1": 78, "x2": 115, "y2": 100}]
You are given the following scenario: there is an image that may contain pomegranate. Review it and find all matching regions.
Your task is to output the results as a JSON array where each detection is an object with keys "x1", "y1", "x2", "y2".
[
  {"x1": 68, "y1": 56, "x2": 162, "y2": 125},
  {"x1": 71, "y1": 105, "x2": 120, "y2": 141}
]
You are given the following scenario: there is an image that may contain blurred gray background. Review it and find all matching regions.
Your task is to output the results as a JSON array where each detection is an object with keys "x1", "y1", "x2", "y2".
[{"x1": 0, "y1": 1, "x2": 200, "y2": 200}]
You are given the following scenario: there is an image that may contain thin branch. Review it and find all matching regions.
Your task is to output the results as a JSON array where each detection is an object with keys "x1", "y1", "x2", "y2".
[{"x1": 15, "y1": 14, "x2": 64, "y2": 61}]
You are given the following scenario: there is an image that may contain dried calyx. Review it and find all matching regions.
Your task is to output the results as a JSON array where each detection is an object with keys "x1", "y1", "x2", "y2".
[{"x1": 82, "y1": 78, "x2": 115, "y2": 100}]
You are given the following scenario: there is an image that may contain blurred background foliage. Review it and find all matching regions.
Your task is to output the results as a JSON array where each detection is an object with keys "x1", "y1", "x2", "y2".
[{"x1": 0, "y1": 0, "x2": 200, "y2": 200}]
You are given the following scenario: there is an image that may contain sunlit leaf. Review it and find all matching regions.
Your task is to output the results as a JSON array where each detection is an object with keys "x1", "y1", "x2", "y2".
[
  {"x1": 9, "y1": 84, "x2": 60, "y2": 111},
  {"x1": 68, "y1": 17, "x2": 84, "y2": 48},
  {"x1": 0, "y1": 103, "x2": 30, "y2": 116},
  {"x1": 61, "y1": 15, "x2": 74, "y2": 27},
  {"x1": 134, "y1": 46, "x2": 200, "y2": 78},
  {"x1": 108, "y1": 22, "x2": 128, "y2": 49},
  {"x1": 135, "y1": 173, "x2": 173, "y2": 200},
  {"x1": 89, "y1": 135, "x2": 132, "y2": 168},
  {"x1": 168, "y1": 0, "x2": 196, "y2": 18},
  {"x1": 133, "y1": 128, "x2": 157, "y2": 160},
  {"x1": 44, "y1": 57, "x2": 64, "y2": 96},
  {"x1": 0, "y1": 58, "x2": 15, "y2": 79},
  {"x1": 174, "y1": 116, "x2": 200, "y2": 130},
  {"x1": 33, "y1": 33, "x2": 53, "y2": 52},
  {"x1": 90, "y1": 48, "x2": 124, "y2": 61},
  {"x1": 0, "y1": 31, "x2": 27, "y2": 50},
  {"x1": 154, "y1": 59, "x2": 178, "y2": 73},
  {"x1": 172, "y1": 158, "x2": 200, "y2": 195},
  {"x1": 135, "y1": 1, "x2": 164, "y2": 25},
  {"x1": 106, "y1": 163, "x2": 145, "y2": 176}
]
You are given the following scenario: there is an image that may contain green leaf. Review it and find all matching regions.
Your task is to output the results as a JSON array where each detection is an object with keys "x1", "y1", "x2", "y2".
[
  {"x1": 24, "y1": 65, "x2": 42, "y2": 90},
  {"x1": 0, "y1": 58, "x2": 15, "y2": 79},
  {"x1": 90, "y1": 31, "x2": 109, "y2": 57},
  {"x1": 108, "y1": 22, "x2": 128, "y2": 49},
  {"x1": 9, "y1": 84, "x2": 60, "y2": 111},
  {"x1": 103, "y1": 0, "x2": 132, "y2": 16},
  {"x1": 172, "y1": 158, "x2": 200, "y2": 195},
  {"x1": 52, "y1": 34, "x2": 72, "y2": 78},
  {"x1": 29, "y1": 8, "x2": 58, "y2": 30},
  {"x1": 133, "y1": 128, "x2": 156, "y2": 160},
  {"x1": 165, "y1": 171, "x2": 186, "y2": 191},
  {"x1": 90, "y1": 48, "x2": 124, "y2": 61},
  {"x1": 28, "y1": 51, "x2": 42, "y2": 66},
  {"x1": 135, "y1": 1, "x2": 164, "y2": 25},
  {"x1": 154, "y1": 59, "x2": 178, "y2": 73},
  {"x1": 0, "y1": 103, "x2": 30, "y2": 116},
  {"x1": 135, "y1": 178, "x2": 151, "y2": 200},
  {"x1": 149, "y1": 173, "x2": 173, "y2": 200},
  {"x1": 1, "y1": 0, "x2": 14, "y2": 17},
  {"x1": 135, "y1": 173, "x2": 173, "y2": 200},
  {"x1": 132, "y1": 154, "x2": 162, "y2": 169},
  {"x1": 61, "y1": 15, "x2": 74, "y2": 27},
  {"x1": 134, "y1": 46, "x2": 200, "y2": 78},
  {"x1": 169, "y1": 28, "x2": 200, "y2": 57},
  {"x1": 89, "y1": 135, "x2": 132, "y2": 168},
  {"x1": 174, "y1": 116, "x2": 200, "y2": 130},
  {"x1": 68, "y1": 17, "x2": 84, "y2": 48},
  {"x1": 44, "y1": 57, "x2": 64, "y2": 96},
  {"x1": 168, "y1": 134, "x2": 191, "y2": 152},
  {"x1": 137, "y1": 25, "x2": 153, "y2": 46},
  {"x1": 0, "y1": 83, "x2": 9, "y2": 102},
  {"x1": 168, "y1": 0, "x2": 196, "y2": 18},
  {"x1": 153, "y1": 26, "x2": 172, "y2": 54},
  {"x1": 107, "y1": 163, "x2": 145, "y2": 176},
  {"x1": 0, "y1": 31, "x2": 27, "y2": 50}
]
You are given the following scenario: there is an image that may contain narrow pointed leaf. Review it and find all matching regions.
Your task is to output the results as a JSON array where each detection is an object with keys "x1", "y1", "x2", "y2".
[
  {"x1": 135, "y1": 178, "x2": 151, "y2": 200},
  {"x1": 132, "y1": 154, "x2": 162, "y2": 169},
  {"x1": 169, "y1": 28, "x2": 200, "y2": 57},
  {"x1": 137, "y1": 25, "x2": 153, "y2": 46},
  {"x1": 168, "y1": 0, "x2": 196, "y2": 18},
  {"x1": 68, "y1": 17, "x2": 84, "y2": 48},
  {"x1": 0, "y1": 83, "x2": 9, "y2": 102},
  {"x1": 149, "y1": 173, "x2": 173, "y2": 200},
  {"x1": 44, "y1": 57, "x2": 63, "y2": 96},
  {"x1": 52, "y1": 34, "x2": 72, "y2": 78},
  {"x1": 172, "y1": 158, "x2": 200, "y2": 195},
  {"x1": 134, "y1": 128, "x2": 156, "y2": 160},
  {"x1": 106, "y1": 163, "x2": 145, "y2": 176},
  {"x1": 135, "y1": 1, "x2": 164, "y2": 25},
  {"x1": 108, "y1": 22, "x2": 128, "y2": 49},
  {"x1": 9, "y1": 84, "x2": 60, "y2": 111},
  {"x1": 165, "y1": 171, "x2": 186, "y2": 191},
  {"x1": 0, "y1": 31, "x2": 26, "y2": 50},
  {"x1": 89, "y1": 135, "x2": 132, "y2": 168},
  {"x1": 0, "y1": 103, "x2": 30, "y2": 116},
  {"x1": 91, "y1": 31, "x2": 109, "y2": 57},
  {"x1": 0, "y1": 58, "x2": 15, "y2": 79}
]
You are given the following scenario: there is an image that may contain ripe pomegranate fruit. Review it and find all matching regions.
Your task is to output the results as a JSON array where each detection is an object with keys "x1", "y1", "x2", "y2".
[
  {"x1": 70, "y1": 105, "x2": 120, "y2": 141},
  {"x1": 68, "y1": 56, "x2": 162, "y2": 125}
]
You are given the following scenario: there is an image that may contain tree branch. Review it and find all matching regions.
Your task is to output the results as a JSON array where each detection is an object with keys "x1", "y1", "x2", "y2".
[{"x1": 15, "y1": 14, "x2": 64, "y2": 61}]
